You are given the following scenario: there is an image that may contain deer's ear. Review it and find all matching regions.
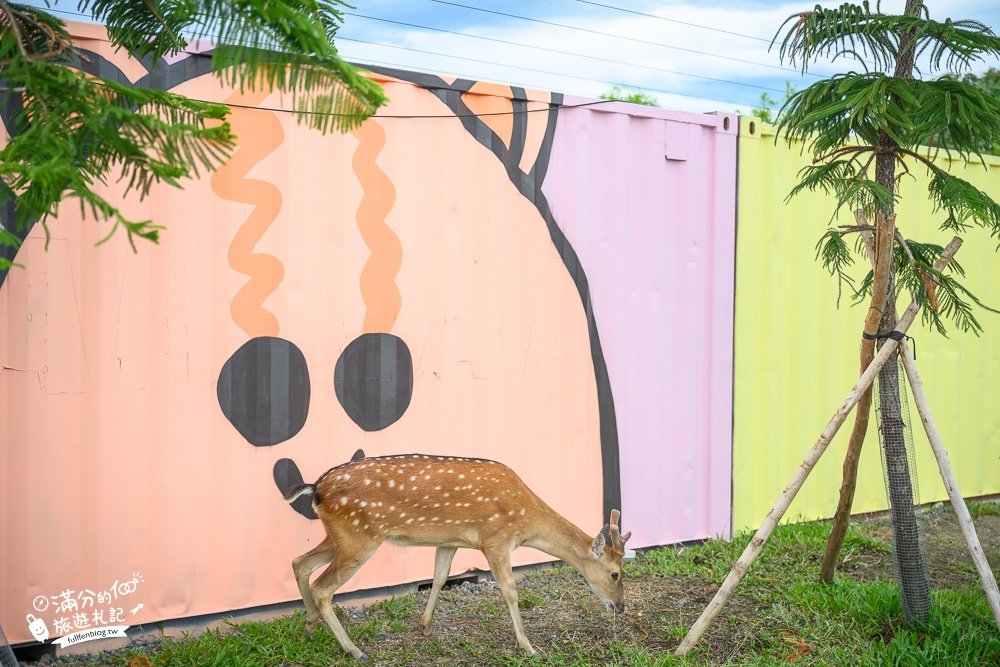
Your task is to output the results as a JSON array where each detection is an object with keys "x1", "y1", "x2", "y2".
[{"x1": 591, "y1": 533, "x2": 606, "y2": 559}]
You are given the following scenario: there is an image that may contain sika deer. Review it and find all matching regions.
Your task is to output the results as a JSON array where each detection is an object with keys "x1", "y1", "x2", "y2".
[{"x1": 284, "y1": 452, "x2": 631, "y2": 659}]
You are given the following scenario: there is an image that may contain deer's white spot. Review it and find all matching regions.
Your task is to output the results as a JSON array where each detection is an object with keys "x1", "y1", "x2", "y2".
[
  {"x1": 418, "y1": 517, "x2": 426, "y2": 521},
  {"x1": 400, "y1": 512, "x2": 406, "y2": 518},
  {"x1": 458, "y1": 474, "x2": 465, "y2": 479},
  {"x1": 435, "y1": 486, "x2": 441, "y2": 490},
  {"x1": 353, "y1": 519, "x2": 359, "y2": 526},
  {"x1": 344, "y1": 474, "x2": 351, "y2": 480},
  {"x1": 363, "y1": 524, "x2": 369, "y2": 530},
  {"x1": 410, "y1": 476, "x2": 416, "y2": 481},
  {"x1": 341, "y1": 496, "x2": 348, "y2": 505},
  {"x1": 389, "y1": 480, "x2": 395, "y2": 488},
  {"x1": 445, "y1": 519, "x2": 453, "y2": 523},
  {"x1": 376, "y1": 481, "x2": 382, "y2": 488},
  {"x1": 431, "y1": 517, "x2": 439, "y2": 521},
  {"x1": 520, "y1": 509, "x2": 526, "y2": 515},
  {"x1": 364, "y1": 479, "x2": 371, "y2": 486},
  {"x1": 360, "y1": 501, "x2": 368, "y2": 507},
  {"x1": 406, "y1": 518, "x2": 414, "y2": 524},
  {"x1": 389, "y1": 505, "x2": 396, "y2": 511},
  {"x1": 509, "y1": 511, "x2": 515, "y2": 516},
  {"x1": 433, "y1": 503, "x2": 440, "y2": 507}
]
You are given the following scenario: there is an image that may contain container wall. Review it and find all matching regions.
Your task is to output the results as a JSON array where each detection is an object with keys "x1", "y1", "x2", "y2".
[
  {"x1": 733, "y1": 117, "x2": 1000, "y2": 533},
  {"x1": 0, "y1": 24, "x2": 736, "y2": 644}
]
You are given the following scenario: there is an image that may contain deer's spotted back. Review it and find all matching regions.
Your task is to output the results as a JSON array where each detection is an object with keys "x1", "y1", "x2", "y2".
[{"x1": 313, "y1": 455, "x2": 539, "y2": 535}]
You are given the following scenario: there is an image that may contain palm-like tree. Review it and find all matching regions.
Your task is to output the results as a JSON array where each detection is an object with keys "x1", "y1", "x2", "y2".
[{"x1": 773, "y1": 0, "x2": 1000, "y2": 624}]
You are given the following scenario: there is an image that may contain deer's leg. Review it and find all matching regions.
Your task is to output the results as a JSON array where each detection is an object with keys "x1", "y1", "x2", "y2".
[
  {"x1": 310, "y1": 537, "x2": 382, "y2": 660},
  {"x1": 292, "y1": 537, "x2": 335, "y2": 639},
  {"x1": 419, "y1": 546, "x2": 458, "y2": 635},
  {"x1": 483, "y1": 548, "x2": 536, "y2": 654}
]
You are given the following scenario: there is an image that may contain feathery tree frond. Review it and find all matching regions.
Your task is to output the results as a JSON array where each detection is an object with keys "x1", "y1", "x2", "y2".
[
  {"x1": 0, "y1": 1, "x2": 388, "y2": 270},
  {"x1": 773, "y1": 1, "x2": 1000, "y2": 334},
  {"x1": 774, "y1": 3, "x2": 1000, "y2": 75}
]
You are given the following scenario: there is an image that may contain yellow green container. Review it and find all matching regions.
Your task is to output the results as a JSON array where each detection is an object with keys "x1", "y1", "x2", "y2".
[{"x1": 733, "y1": 117, "x2": 1000, "y2": 533}]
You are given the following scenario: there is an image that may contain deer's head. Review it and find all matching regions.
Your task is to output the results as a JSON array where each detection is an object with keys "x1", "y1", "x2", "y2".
[{"x1": 581, "y1": 509, "x2": 631, "y2": 613}]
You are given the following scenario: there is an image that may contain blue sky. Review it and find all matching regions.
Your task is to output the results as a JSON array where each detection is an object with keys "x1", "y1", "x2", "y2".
[{"x1": 30, "y1": 0, "x2": 1000, "y2": 113}]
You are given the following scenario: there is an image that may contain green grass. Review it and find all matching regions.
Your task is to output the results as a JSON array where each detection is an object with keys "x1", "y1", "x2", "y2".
[
  {"x1": 51, "y1": 513, "x2": 999, "y2": 666},
  {"x1": 968, "y1": 499, "x2": 1000, "y2": 518}
]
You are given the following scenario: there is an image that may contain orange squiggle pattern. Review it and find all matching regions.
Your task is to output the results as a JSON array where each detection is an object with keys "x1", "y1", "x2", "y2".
[
  {"x1": 211, "y1": 88, "x2": 285, "y2": 338},
  {"x1": 351, "y1": 120, "x2": 401, "y2": 333}
]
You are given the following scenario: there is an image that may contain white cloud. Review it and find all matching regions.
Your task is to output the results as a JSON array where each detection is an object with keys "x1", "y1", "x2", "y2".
[{"x1": 338, "y1": 0, "x2": 1000, "y2": 113}]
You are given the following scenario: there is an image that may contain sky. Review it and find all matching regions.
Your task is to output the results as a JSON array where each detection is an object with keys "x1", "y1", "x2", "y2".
[{"x1": 29, "y1": 0, "x2": 1000, "y2": 114}]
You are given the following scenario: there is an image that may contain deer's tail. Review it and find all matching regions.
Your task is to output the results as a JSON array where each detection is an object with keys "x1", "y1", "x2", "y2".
[{"x1": 283, "y1": 484, "x2": 315, "y2": 504}]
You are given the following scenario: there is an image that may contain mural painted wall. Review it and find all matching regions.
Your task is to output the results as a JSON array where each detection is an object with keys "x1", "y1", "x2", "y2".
[
  {"x1": 0, "y1": 22, "x2": 736, "y2": 644},
  {"x1": 733, "y1": 116, "x2": 1000, "y2": 533}
]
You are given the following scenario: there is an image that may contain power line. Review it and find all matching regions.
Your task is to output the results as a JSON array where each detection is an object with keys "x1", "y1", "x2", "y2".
[
  {"x1": 338, "y1": 34, "x2": 786, "y2": 94},
  {"x1": 573, "y1": 0, "x2": 772, "y2": 43},
  {"x1": 427, "y1": 0, "x2": 816, "y2": 77}
]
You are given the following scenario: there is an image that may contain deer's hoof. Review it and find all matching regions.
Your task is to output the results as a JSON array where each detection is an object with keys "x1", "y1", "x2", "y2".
[
  {"x1": 418, "y1": 622, "x2": 432, "y2": 636},
  {"x1": 356, "y1": 653, "x2": 369, "y2": 661}
]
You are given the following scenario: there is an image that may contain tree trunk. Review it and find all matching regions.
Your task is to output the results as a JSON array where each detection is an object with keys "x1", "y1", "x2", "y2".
[{"x1": 876, "y1": 288, "x2": 932, "y2": 624}]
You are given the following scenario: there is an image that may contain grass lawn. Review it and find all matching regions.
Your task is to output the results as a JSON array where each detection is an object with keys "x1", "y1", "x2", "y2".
[{"x1": 35, "y1": 501, "x2": 1000, "y2": 666}]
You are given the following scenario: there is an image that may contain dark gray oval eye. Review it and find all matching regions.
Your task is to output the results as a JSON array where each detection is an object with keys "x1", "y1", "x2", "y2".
[{"x1": 611, "y1": 572, "x2": 619, "y2": 581}]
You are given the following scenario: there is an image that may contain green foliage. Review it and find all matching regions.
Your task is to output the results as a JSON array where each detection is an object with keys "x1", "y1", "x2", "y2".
[
  {"x1": 851, "y1": 237, "x2": 1000, "y2": 335},
  {"x1": 943, "y1": 67, "x2": 1000, "y2": 98},
  {"x1": 599, "y1": 86, "x2": 658, "y2": 106},
  {"x1": 747, "y1": 81, "x2": 798, "y2": 123},
  {"x1": 773, "y1": 1, "x2": 1000, "y2": 334},
  {"x1": 0, "y1": 1, "x2": 388, "y2": 270}
]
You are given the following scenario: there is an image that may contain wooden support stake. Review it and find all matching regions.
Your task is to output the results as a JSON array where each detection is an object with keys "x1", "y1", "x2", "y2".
[
  {"x1": 675, "y1": 236, "x2": 963, "y2": 655},
  {"x1": 898, "y1": 340, "x2": 1000, "y2": 631}
]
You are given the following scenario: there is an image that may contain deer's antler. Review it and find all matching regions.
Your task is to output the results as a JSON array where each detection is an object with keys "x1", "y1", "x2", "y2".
[{"x1": 608, "y1": 509, "x2": 631, "y2": 556}]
